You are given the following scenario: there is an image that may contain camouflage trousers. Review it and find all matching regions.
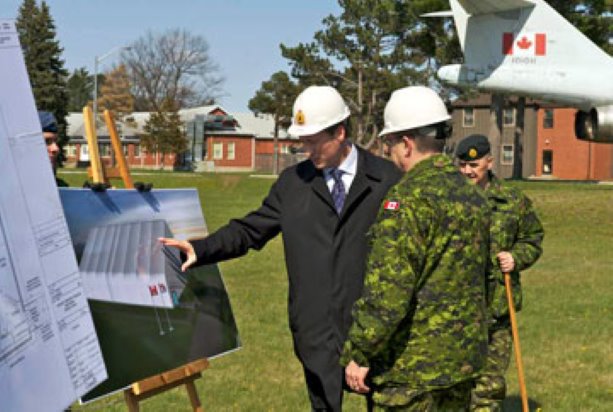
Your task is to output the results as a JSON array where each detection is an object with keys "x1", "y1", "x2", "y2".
[
  {"x1": 371, "y1": 380, "x2": 473, "y2": 411},
  {"x1": 470, "y1": 320, "x2": 513, "y2": 412}
]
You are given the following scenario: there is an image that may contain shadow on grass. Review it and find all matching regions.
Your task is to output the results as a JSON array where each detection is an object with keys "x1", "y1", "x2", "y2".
[{"x1": 503, "y1": 396, "x2": 542, "y2": 411}]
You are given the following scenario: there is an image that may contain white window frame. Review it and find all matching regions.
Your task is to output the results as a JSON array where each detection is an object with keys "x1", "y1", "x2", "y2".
[
  {"x1": 501, "y1": 144, "x2": 514, "y2": 165},
  {"x1": 65, "y1": 144, "x2": 76, "y2": 157},
  {"x1": 100, "y1": 143, "x2": 110, "y2": 157},
  {"x1": 213, "y1": 142, "x2": 223, "y2": 160},
  {"x1": 543, "y1": 109, "x2": 554, "y2": 129},
  {"x1": 463, "y1": 108, "x2": 475, "y2": 127},
  {"x1": 227, "y1": 142, "x2": 235, "y2": 160},
  {"x1": 503, "y1": 108, "x2": 515, "y2": 127}
]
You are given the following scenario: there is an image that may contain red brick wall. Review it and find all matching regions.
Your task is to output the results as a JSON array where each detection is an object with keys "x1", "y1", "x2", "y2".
[
  {"x1": 255, "y1": 139, "x2": 298, "y2": 155},
  {"x1": 206, "y1": 135, "x2": 253, "y2": 168},
  {"x1": 536, "y1": 108, "x2": 613, "y2": 180},
  {"x1": 210, "y1": 108, "x2": 226, "y2": 116},
  {"x1": 64, "y1": 143, "x2": 176, "y2": 169}
]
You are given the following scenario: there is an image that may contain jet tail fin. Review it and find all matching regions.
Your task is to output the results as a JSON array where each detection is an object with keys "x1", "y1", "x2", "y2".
[{"x1": 449, "y1": 0, "x2": 611, "y2": 69}]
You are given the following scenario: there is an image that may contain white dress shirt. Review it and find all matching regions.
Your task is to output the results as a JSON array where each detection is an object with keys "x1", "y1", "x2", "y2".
[{"x1": 324, "y1": 143, "x2": 357, "y2": 194}]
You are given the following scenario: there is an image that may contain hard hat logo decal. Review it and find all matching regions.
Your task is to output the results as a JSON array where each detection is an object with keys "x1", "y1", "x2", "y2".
[
  {"x1": 468, "y1": 148, "x2": 478, "y2": 159},
  {"x1": 295, "y1": 110, "x2": 306, "y2": 125}
]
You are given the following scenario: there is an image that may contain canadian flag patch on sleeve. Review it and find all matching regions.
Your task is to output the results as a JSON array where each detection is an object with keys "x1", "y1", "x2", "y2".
[{"x1": 384, "y1": 200, "x2": 400, "y2": 210}]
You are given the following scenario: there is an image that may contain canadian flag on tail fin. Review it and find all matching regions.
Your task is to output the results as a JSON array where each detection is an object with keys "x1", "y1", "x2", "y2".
[{"x1": 503, "y1": 33, "x2": 547, "y2": 56}]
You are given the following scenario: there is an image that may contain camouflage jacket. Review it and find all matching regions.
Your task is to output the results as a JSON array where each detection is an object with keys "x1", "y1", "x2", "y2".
[
  {"x1": 485, "y1": 173, "x2": 544, "y2": 319},
  {"x1": 340, "y1": 155, "x2": 490, "y2": 401}
]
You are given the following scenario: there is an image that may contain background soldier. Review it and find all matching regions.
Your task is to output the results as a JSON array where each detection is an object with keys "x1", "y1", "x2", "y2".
[
  {"x1": 456, "y1": 134, "x2": 544, "y2": 411},
  {"x1": 342, "y1": 86, "x2": 490, "y2": 411},
  {"x1": 38, "y1": 110, "x2": 68, "y2": 187}
]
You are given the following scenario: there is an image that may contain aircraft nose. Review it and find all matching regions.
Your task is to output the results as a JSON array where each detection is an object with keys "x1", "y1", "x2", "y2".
[{"x1": 437, "y1": 64, "x2": 461, "y2": 84}]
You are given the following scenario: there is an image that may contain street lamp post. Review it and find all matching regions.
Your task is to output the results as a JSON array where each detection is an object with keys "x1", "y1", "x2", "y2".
[{"x1": 92, "y1": 46, "x2": 130, "y2": 124}]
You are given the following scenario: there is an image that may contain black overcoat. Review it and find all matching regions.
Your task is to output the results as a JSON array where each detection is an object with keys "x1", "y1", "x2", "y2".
[{"x1": 190, "y1": 147, "x2": 401, "y2": 392}]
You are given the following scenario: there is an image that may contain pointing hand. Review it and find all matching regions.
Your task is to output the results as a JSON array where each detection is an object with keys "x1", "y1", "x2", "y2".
[{"x1": 158, "y1": 237, "x2": 196, "y2": 272}]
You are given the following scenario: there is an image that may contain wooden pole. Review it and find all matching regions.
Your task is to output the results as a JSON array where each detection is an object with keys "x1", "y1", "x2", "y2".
[
  {"x1": 103, "y1": 110, "x2": 134, "y2": 188},
  {"x1": 504, "y1": 272, "x2": 529, "y2": 412},
  {"x1": 83, "y1": 106, "x2": 106, "y2": 183},
  {"x1": 123, "y1": 358, "x2": 208, "y2": 412}
]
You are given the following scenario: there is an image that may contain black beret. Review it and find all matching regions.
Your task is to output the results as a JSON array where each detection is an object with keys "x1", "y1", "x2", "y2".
[
  {"x1": 38, "y1": 111, "x2": 58, "y2": 133},
  {"x1": 456, "y1": 134, "x2": 491, "y2": 161}
]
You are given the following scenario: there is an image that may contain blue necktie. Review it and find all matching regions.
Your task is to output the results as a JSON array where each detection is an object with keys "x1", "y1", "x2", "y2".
[{"x1": 331, "y1": 169, "x2": 346, "y2": 214}]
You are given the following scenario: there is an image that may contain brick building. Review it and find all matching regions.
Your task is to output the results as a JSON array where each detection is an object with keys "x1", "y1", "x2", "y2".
[
  {"x1": 64, "y1": 106, "x2": 301, "y2": 172},
  {"x1": 535, "y1": 107, "x2": 613, "y2": 180},
  {"x1": 450, "y1": 94, "x2": 613, "y2": 180},
  {"x1": 448, "y1": 94, "x2": 539, "y2": 179}
]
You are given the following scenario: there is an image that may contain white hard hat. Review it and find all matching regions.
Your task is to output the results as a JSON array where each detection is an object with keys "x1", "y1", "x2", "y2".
[
  {"x1": 288, "y1": 86, "x2": 351, "y2": 136},
  {"x1": 379, "y1": 86, "x2": 450, "y2": 137}
]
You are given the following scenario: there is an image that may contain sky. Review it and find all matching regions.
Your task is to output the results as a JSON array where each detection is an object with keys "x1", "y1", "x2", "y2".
[{"x1": 3, "y1": 0, "x2": 342, "y2": 112}]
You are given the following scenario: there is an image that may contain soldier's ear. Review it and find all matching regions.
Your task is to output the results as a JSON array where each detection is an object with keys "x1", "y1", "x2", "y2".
[
  {"x1": 402, "y1": 136, "x2": 414, "y2": 157},
  {"x1": 486, "y1": 155, "x2": 494, "y2": 170}
]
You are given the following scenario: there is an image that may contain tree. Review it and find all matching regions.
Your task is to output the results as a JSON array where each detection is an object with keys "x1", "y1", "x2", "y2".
[
  {"x1": 140, "y1": 99, "x2": 187, "y2": 169},
  {"x1": 97, "y1": 64, "x2": 134, "y2": 119},
  {"x1": 16, "y1": 0, "x2": 69, "y2": 141},
  {"x1": 121, "y1": 29, "x2": 224, "y2": 111},
  {"x1": 248, "y1": 71, "x2": 299, "y2": 174},
  {"x1": 550, "y1": 1, "x2": 612, "y2": 54},
  {"x1": 281, "y1": 0, "x2": 436, "y2": 148},
  {"x1": 66, "y1": 67, "x2": 94, "y2": 111}
]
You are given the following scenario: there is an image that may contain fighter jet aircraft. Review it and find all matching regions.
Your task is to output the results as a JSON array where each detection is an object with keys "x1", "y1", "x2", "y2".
[{"x1": 428, "y1": 0, "x2": 613, "y2": 143}]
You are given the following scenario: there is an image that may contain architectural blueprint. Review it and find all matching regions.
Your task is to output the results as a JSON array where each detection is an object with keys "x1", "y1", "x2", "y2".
[{"x1": 0, "y1": 20, "x2": 107, "y2": 411}]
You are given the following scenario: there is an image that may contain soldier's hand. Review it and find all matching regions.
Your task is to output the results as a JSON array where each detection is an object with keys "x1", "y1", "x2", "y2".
[
  {"x1": 345, "y1": 360, "x2": 370, "y2": 393},
  {"x1": 497, "y1": 251, "x2": 515, "y2": 273},
  {"x1": 158, "y1": 237, "x2": 196, "y2": 272}
]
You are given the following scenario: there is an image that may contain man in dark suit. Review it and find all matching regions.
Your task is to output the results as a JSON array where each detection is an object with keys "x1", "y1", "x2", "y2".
[{"x1": 160, "y1": 85, "x2": 401, "y2": 411}]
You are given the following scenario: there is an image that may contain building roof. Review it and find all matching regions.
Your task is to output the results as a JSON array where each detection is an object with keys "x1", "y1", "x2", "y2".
[
  {"x1": 66, "y1": 112, "x2": 146, "y2": 138},
  {"x1": 231, "y1": 112, "x2": 294, "y2": 140},
  {"x1": 65, "y1": 107, "x2": 296, "y2": 142},
  {"x1": 179, "y1": 105, "x2": 228, "y2": 121}
]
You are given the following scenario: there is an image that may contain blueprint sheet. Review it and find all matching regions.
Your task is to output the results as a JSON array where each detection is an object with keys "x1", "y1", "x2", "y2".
[{"x1": 0, "y1": 20, "x2": 107, "y2": 411}]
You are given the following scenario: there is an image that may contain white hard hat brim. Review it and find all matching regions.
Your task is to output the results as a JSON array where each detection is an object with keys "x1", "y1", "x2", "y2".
[
  {"x1": 288, "y1": 112, "x2": 350, "y2": 137},
  {"x1": 378, "y1": 113, "x2": 451, "y2": 137}
]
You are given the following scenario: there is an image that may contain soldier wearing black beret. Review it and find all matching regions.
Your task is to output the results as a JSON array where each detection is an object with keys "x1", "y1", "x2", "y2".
[
  {"x1": 455, "y1": 134, "x2": 544, "y2": 411},
  {"x1": 456, "y1": 134, "x2": 491, "y2": 162}
]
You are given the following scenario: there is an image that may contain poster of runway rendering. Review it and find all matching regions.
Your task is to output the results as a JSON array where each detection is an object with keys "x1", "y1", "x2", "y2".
[
  {"x1": 78, "y1": 219, "x2": 184, "y2": 308},
  {"x1": 59, "y1": 188, "x2": 241, "y2": 402}
]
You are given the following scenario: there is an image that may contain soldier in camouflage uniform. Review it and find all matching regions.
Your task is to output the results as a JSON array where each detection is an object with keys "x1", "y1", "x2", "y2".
[
  {"x1": 456, "y1": 134, "x2": 544, "y2": 412},
  {"x1": 341, "y1": 87, "x2": 491, "y2": 411}
]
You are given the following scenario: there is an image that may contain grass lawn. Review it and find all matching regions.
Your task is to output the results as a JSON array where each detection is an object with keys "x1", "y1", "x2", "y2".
[{"x1": 60, "y1": 171, "x2": 612, "y2": 411}]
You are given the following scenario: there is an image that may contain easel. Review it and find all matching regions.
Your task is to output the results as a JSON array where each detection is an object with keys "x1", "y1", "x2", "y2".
[
  {"x1": 82, "y1": 106, "x2": 134, "y2": 188},
  {"x1": 123, "y1": 358, "x2": 209, "y2": 412},
  {"x1": 83, "y1": 108, "x2": 209, "y2": 410}
]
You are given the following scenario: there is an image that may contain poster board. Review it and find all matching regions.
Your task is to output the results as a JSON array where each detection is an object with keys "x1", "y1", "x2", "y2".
[{"x1": 58, "y1": 188, "x2": 241, "y2": 402}]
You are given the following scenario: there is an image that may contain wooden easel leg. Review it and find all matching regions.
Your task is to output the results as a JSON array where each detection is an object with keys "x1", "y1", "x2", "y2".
[
  {"x1": 124, "y1": 389, "x2": 140, "y2": 412},
  {"x1": 185, "y1": 379, "x2": 203, "y2": 412}
]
